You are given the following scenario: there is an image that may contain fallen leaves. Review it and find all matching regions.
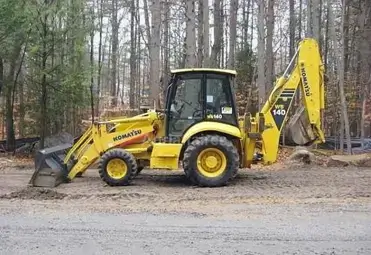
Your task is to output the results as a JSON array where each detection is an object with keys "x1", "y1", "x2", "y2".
[{"x1": 0, "y1": 155, "x2": 33, "y2": 170}]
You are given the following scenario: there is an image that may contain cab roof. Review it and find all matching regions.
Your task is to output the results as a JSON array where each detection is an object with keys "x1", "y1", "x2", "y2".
[{"x1": 171, "y1": 68, "x2": 237, "y2": 76}]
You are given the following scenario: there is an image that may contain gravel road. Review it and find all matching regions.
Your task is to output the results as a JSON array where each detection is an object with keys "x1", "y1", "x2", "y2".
[
  {"x1": 0, "y1": 158, "x2": 371, "y2": 254},
  {"x1": 0, "y1": 202, "x2": 370, "y2": 255}
]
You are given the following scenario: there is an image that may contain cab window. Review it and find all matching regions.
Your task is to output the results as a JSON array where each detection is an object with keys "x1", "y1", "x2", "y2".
[
  {"x1": 168, "y1": 73, "x2": 203, "y2": 136},
  {"x1": 205, "y1": 73, "x2": 236, "y2": 125}
]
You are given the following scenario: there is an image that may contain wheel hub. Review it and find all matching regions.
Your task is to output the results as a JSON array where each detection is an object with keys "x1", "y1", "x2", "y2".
[
  {"x1": 106, "y1": 158, "x2": 128, "y2": 179},
  {"x1": 197, "y1": 148, "x2": 227, "y2": 178},
  {"x1": 205, "y1": 155, "x2": 218, "y2": 169}
]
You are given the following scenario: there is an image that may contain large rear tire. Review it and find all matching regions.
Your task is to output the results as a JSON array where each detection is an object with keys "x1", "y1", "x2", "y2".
[
  {"x1": 183, "y1": 135, "x2": 239, "y2": 187},
  {"x1": 98, "y1": 148, "x2": 137, "y2": 186}
]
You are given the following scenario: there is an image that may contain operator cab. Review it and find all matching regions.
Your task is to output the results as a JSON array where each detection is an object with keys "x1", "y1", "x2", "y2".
[{"x1": 164, "y1": 68, "x2": 239, "y2": 138}]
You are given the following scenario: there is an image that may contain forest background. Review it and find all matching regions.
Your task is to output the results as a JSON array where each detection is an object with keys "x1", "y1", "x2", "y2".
[{"x1": 0, "y1": 0, "x2": 370, "y2": 154}]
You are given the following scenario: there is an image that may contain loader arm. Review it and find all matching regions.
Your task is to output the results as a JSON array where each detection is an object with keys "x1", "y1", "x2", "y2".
[
  {"x1": 243, "y1": 38, "x2": 325, "y2": 166},
  {"x1": 30, "y1": 111, "x2": 162, "y2": 187}
]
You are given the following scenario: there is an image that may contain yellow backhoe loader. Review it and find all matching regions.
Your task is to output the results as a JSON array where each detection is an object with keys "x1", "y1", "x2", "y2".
[{"x1": 30, "y1": 38, "x2": 325, "y2": 188}]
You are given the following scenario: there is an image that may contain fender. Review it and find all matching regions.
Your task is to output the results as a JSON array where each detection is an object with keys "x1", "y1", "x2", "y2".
[{"x1": 181, "y1": 121, "x2": 242, "y2": 144}]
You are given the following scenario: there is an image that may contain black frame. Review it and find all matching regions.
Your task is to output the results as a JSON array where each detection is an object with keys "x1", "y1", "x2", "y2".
[{"x1": 164, "y1": 71, "x2": 239, "y2": 138}]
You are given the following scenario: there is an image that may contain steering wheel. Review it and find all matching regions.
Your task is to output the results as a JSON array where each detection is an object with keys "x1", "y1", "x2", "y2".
[
  {"x1": 176, "y1": 98, "x2": 193, "y2": 108},
  {"x1": 192, "y1": 104, "x2": 217, "y2": 118}
]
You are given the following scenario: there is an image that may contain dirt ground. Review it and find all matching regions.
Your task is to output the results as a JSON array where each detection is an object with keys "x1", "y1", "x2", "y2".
[
  {"x1": 1, "y1": 154, "x2": 371, "y2": 254},
  {"x1": 0, "y1": 154, "x2": 370, "y2": 217}
]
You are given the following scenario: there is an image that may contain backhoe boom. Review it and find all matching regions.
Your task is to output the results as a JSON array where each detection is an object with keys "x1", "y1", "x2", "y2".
[{"x1": 243, "y1": 38, "x2": 325, "y2": 166}]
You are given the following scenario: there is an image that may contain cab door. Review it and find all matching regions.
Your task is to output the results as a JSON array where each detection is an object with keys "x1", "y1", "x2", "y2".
[
  {"x1": 166, "y1": 72, "x2": 204, "y2": 138},
  {"x1": 204, "y1": 73, "x2": 238, "y2": 126}
]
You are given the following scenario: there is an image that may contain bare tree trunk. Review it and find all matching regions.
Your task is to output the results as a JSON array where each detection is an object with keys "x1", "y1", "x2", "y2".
[
  {"x1": 210, "y1": 0, "x2": 222, "y2": 67},
  {"x1": 143, "y1": 0, "x2": 151, "y2": 44},
  {"x1": 18, "y1": 74, "x2": 24, "y2": 137},
  {"x1": 241, "y1": 0, "x2": 250, "y2": 50},
  {"x1": 306, "y1": 0, "x2": 312, "y2": 36},
  {"x1": 360, "y1": 74, "x2": 369, "y2": 147},
  {"x1": 257, "y1": 0, "x2": 265, "y2": 109},
  {"x1": 203, "y1": 0, "x2": 210, "y2": 65},
  {"x1": 149, "y1": 0, "x2": 161, "y2": 108},
  {"x1": 227, "y1": 0, "x2": 238, "y2": 68},
  {"x1": 5, "y1": 79, "x2": 16, "y2": 150},
  {"x1": 90, "y1": 10, "x2": 95, "y2": 123},
  {"x1": 110, "y1": 0, "x2": 119, "y2": 106},
  {"x1": 295, "y1": 0, "x2": 303, "y2": 107},
  {"x1": 343, "y1": 2, "x2": 349, "y2": 75},
  {"x1": 329, "y1": 0, "x2": 352, "y2": 153},
  {"x1": 96, "y1": 0, "x2": 104, "y2": 118},
  {"x1": 39, "y1": 10, "x2": 48, "y2": 149},
  {"x1": 250, "y1": 1, "x2": 254, "y2": 48},
  {"x1": 324, "y1": 2, "x2": 330, "y2": 66},
  {"x1": 185, "y1": 0, "x2": 197, "y2": 67},
  {"x1": 307, "y1": 0, "x2": 320, "y2": 42},
  {"x1": 360, "y1": 0, "x2": 371, "y2": 146},
  {"x1": 129, "y1": 0, "x2": 136, "y2": 108},
  {"x1": 312, "y1": 0, "x2": 321, "y2": 42},
  {"x1": 197, "y1": 0, "x2": 204, "y2": 67},
  {"x1": 0, "y1": 58, "x2": 3, "y2": 96},
  {"x1": 289, "y1": 0, "x2": 296, "y2": 59},
  {"x1": 221, "y1": 0, "x2": 225, "y2": 67},
  {"x1": 266, "y1": 0, "x2": 274, "y2": 91},
  {"x1": 162, "y1": 0, "x2": 170, "y2": 105},
  {"x1": 136, "y1": 0, "x2": 141, "y2": 108}
]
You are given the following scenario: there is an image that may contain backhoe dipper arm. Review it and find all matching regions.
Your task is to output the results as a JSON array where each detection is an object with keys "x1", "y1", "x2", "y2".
[{"x1": 258, "y1": 38, "x2": 325, "y2": 164}]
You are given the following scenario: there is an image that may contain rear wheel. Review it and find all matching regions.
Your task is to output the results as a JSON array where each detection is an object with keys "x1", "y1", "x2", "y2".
[
  {"x1": 98, "y1": 148, "x2": 137, "y2": 186},
  {"x1": 183, "y1": 135, "x2": 239, "y2": 187}
]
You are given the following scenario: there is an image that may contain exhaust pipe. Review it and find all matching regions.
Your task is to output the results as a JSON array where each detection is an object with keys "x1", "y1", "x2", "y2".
[{"x1": 29, "y1": 143, "x2": 72, "y2": 188}]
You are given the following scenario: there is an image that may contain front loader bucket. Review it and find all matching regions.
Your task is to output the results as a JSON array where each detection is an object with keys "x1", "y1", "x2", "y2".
[
  {"x1": 285, "y1": 106, "x2": 317, "y2": 145},
  {"x1": 29, "y1": 143, "x2": 72, "y2": 188}
]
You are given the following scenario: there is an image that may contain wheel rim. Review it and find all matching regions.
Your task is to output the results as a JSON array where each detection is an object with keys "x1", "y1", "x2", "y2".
[
  {"x1": 106, "y1": 158, "x2": 128, "y2": 179},
  {"x1": 196, "y1": 148, "x2": 227, "y2": 178}
]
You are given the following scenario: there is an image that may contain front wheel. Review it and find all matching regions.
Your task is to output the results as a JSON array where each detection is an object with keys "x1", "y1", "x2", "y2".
[
  {"x1": 98, "y1": 148, "x2": 137, "y2": 186},
  {"x1": 183, "y1": 135, "x2": 239, "y2": 187}
]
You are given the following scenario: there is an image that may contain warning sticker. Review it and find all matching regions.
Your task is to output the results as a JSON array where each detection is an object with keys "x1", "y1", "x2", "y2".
[{"x1": 221, "y1": 107, "x2": 233, "y2": 114}]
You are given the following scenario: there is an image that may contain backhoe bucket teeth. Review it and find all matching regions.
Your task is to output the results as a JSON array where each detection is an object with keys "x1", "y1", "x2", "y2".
[
  {"x1": 285, "y1": 106, "x2": 317, "y2": 145},
  {"x1": 29, "y1": 144, "x2": 72, "y2": 188}
]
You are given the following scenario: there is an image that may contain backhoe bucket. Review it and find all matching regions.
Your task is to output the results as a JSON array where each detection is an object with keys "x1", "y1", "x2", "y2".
[
  {"x1": 29, "y1": 143, "x2": 72, "y2": 187},
  {"x1": 285, "y1": 106, "x2": 317, "y2": 145}
]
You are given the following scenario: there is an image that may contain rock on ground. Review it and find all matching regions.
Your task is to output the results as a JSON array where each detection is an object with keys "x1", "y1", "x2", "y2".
[
  {"x1": 287, "y1": 146, "x2": 315, "y2": 164},
  {"x1": 327, "y1": 153, "x2": 371, "y2": 167}
]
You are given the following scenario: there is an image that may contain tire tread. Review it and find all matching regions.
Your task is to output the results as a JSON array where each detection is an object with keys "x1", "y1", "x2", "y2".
[{"x1": 98, "y1": 148, "x2": 137, "y2": 186}]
